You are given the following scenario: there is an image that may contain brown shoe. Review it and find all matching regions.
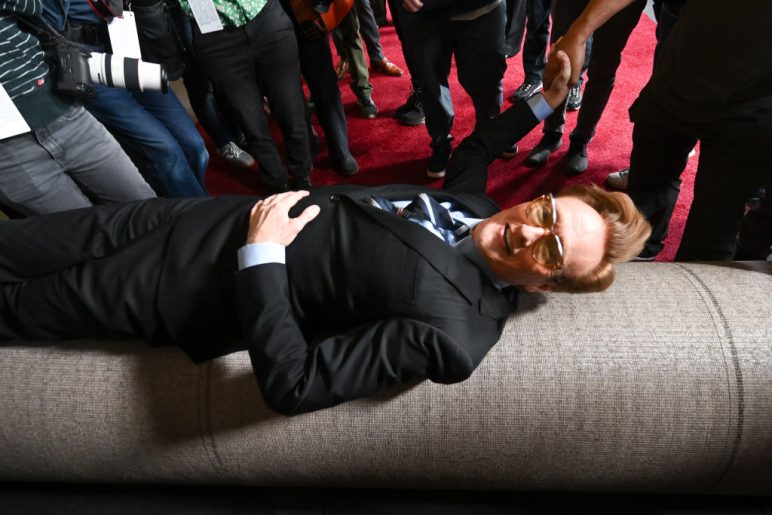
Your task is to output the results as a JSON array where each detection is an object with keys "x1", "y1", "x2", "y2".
[
  {"x1": 373, "y1": 58, "x2": 403, "y2": 77},
  {"x1": 335, "y1": 59, "x2": 349, "y2": 80}
]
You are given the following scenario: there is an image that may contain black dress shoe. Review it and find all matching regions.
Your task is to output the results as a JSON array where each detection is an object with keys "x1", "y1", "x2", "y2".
[
  {"x1": 500, "y1": 144, "x2": 518, "y2": 159},
  {"x1": 334, "y1": 153, "x2": 359, "y2": 177},
  {"x1": 288, "y1": 175, "x2": 313, "y2": 191},
  {"x1": 524, "y1": 132, "x2": 562, "y2": 167},
  {"x1": 560, "y1": 139, "x2": 589, "y2": 175},
  {"x1": 358, "y1": 96, "x2": 378, "y2": 118}
]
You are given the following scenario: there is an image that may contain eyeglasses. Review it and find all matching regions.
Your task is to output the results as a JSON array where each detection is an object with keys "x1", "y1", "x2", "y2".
[{"x1": 524, "y1": 193, "x2": 564, "y2": 270}]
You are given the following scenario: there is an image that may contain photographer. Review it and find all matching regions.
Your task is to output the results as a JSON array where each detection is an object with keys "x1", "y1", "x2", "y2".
[
  {"x1": 40, "y1": 0, "x2": 210, "y2": 197},
  {"x1": 0, "y1": 0, "x2": 155, "y2": 216}
]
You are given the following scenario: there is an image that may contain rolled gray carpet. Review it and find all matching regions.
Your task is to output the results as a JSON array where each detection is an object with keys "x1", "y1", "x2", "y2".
[{"x1": 1, "y1": 262, "x2": 770, "y2": 494}]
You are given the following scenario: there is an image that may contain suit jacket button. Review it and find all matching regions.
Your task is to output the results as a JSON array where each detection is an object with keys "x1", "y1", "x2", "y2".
[{"x1": 329, "y1": 194, "x2": 340, "y2": 202}]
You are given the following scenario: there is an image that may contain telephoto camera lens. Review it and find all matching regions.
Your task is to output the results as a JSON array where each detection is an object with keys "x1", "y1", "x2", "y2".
[{"x1": 87, "y1": 52, "x2": 168, "y2": 93}]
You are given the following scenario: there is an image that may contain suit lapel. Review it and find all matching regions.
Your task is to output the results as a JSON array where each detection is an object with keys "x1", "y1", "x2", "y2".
[{"x1": 342, "y1": 192, "x2": 513, "y2": 319}]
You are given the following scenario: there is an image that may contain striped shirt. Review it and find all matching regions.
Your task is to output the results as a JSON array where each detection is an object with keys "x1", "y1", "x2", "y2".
[{"x1": 0, "y1": 0, "x2": 49, "y2": 100}]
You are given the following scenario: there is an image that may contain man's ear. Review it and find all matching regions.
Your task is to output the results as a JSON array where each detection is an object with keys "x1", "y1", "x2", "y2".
[{"x1": 524, "y1": 283, "x2": 553, "y2": 293}]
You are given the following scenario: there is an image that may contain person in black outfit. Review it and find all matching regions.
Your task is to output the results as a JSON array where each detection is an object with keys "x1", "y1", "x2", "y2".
[
  {"x1": 546, "y1": 0, "x2": 772, "y2": 261},
  {"x1": 0, "y1": 54, "x2": 651, "y2": 415}
]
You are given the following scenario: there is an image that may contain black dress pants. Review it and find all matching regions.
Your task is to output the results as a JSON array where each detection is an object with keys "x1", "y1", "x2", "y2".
[
  {"x1": 628, "y1": 94, "x2": 772, "y2": 260},
  {"x1": 192, "y1": 0, "x2": 311, "y2": 188},
  {"x1": 542, "y1": 0, "x2": 645, "y2": 143},
  {"x1": 0, "y1": 198, "x2": 205, "y2": 342}
]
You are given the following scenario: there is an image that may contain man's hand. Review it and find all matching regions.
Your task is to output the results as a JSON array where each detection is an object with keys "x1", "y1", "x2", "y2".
[
  {"x1": 541, "y1": 50, "x2": 572, "y2": 109},
  {"x1": 403, "y1": 0, "x2": 422, "y2": 13},
  {"x1": 543, "y1": 35, "x2": 586, "y2": 88},
  {"x1": 246, "y1": 191, "x2": 321, "y2": 246}
]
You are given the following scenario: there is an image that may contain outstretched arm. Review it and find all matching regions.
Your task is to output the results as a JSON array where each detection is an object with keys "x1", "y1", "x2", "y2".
[
  {"x1": 442, "y1": 50, "x2": 572, "y2": 194},
  {"x1": 542, "y1": 0, "x2": 637, "y2": 86}
]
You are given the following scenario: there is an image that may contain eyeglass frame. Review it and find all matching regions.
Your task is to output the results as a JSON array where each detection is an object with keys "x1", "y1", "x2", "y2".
[{"x1": 524, "y1": 193, "x2": 565, "y2": 271}]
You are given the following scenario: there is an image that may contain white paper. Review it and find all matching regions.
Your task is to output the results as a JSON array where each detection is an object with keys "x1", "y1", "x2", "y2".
[
  {"x1": 0, "y1": 82, "x2": 31, "y2": 140},
  {"x1": 188, "y1": 0, "x2": 223, "y2": 34},
  {"x1": 108, "y1": 11, "x2": 142, "y2": 58}
]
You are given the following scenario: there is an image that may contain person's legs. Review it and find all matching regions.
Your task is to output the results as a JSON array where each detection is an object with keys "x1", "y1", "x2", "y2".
[
  {"x1": 570, "y1": 0, "x2": 645, "y2": 143},
  {"x1": 134, "y1": 90, "x2": 209, "y2": 191},
  {"x1": 85, "y1": 87, "x2": 208, "y2": 197},
  {"x1": 249, "y1": 0, "x2": 312, "y2": 182},
  {"x1": 297, "y1": 34, "x2": 355, "y2": 169},
  {"x1": 737, "y1": 174, "x2": 772, "y2": 260},
  {"x1": 0, "y1": 123, "x2": 93, "y2": 216},
  {"x1": 400, "y1": 10, "x2": 453, "y2": 148},
  {"x1": 675, "y1": 140, "x2": 769, "y2": 261},
  {"x1": 47, "y1": 106, "x2": 157, "y2": 204},
  {"x1": 356, "y1": 0, "x2": 385, "y2": 63},
  {"x1": 0, "y1": 197, "x2": 205, "y2": 284},
  {"x1": 334, "y1": 9, "x2": 374, "y2": 103},
  {"x1": 522, "y1": 0, "x2": 551, "y2": 84},
  {"x1": 627, "y1": 116, "x2": 696, "y2": 259},
  {"x1": 453, "y1": 1, "x2": 507, "y2": 124},
  {"x1": 173, "y1": 10, "x2": 235, "y2": 149},
  {"x1": 192, "y1": 20, "x2": 287, "y2": 190},
  {"x1": 0, "y1": 106, "x2": 155, "y2": 216}
]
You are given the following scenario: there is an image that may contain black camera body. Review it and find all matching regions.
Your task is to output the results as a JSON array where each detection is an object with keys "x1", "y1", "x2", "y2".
[
  {"x1": 50, "y1": 39, "x2": 168, "y2": 99},
  {"x1": 52, "y1": 40, "x2": 98, "y2": 99}
]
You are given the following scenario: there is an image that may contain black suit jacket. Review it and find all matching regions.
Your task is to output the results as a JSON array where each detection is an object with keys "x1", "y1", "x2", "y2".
[{"x1": 159, "y1": 101, "x2": 538, "y2": 415}]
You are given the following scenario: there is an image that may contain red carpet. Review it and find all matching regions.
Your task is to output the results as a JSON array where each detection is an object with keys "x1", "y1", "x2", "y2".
[{"x1": 203, "y1": 13, "x2": 696, "y2": 262}]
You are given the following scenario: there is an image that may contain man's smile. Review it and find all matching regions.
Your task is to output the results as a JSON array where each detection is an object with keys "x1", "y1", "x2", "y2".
[{"x1": 504, "y1": 225, "x2": 513, "y2": 255}]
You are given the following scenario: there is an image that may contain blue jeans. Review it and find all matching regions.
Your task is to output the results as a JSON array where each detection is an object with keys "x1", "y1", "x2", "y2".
[
  {"x1": 85, "y1": 86, "x2": 209, "y2": 197},
  {"x1": 0, "y1": 105, "x2": 156, "y2": 216}
]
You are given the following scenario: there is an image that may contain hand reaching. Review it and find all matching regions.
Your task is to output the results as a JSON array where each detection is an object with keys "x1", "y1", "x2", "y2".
[
  {"x1": 246, "y1": 191, "x2": 321, "y2": 246},
  {"x1": 543, "y1": 35, "x2": 587, "y2": 89},
  {"x1": 541, "y1": 50, "x2": 572, "y2": 109}
]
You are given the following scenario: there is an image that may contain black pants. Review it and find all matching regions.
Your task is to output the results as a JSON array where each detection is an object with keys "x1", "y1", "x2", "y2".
[
  {"x1": 628, "y1": 94, "x2": 771, "y2": 260},
  {"x1": 0, "y1": 199, "x2": 204, "y2": 342},
  {"x1": 192, "y1": 0, "x2": 311, "y2": 188},
  {"x1": 295, "y1": 24, "x2": 351, "y2": 162},
  {"x1": 542, "y1": 0, "x2": 645, "y2": 143},
  {"x1": 399, "y1": 3, "x2": 507, "y2": 148}
]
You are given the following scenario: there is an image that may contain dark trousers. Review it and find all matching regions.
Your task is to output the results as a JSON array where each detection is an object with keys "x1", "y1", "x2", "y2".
[
  {"x1": 628, "y1": 96, "x2": 771, "y2": 260},
  {"x1": 192, "y1": 0, "x2": 311, "y2": 187},
  {"x1": 521, "y1": 0, "x2": 551, "y2": 83},
  {"x1": 0, "y1": 198, "x2": 203, "y2": 342},
  {"x1": 296, "y1": 29, "x2": 351, "y2": 162},
  {"x1": 400, "y1": 3, "x2": 507, "y2": 148},
  {"x1": 542, "y1": 0, "x2": 645, "y2": 143},
  {"x1": 171, "y1": 9, "x2": 239, "y2": 149}
]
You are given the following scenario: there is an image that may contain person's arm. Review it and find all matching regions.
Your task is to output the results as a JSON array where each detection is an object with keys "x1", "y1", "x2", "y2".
[
  {"x1": 234, "y1": 191, "x2": 476, "y2": 416},
  {"x1": 543, "y1": 0, "x2": 637, "y2": 86},
  {"x1": 442, "y1": 51, "x2": 572, "y2": 194},
  {"x1": 235, "y1": 264, "x2": 476, "y2": 416}
]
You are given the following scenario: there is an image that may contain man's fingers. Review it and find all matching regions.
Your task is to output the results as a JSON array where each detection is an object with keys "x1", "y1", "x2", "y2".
[
  {"x1": 293, "y1": 204, "x2": 321, "y2": 229},
  {"x1": 554, "y1": 50, "x2": 571, "y2": 84}
]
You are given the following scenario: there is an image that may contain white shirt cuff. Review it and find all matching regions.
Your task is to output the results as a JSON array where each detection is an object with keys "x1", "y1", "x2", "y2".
[
  {"x1": 527, "y1": 93, "x2": 554, "y2": 121},
  {"x1": 237, "y1": 242, "x2": 286, "y2": 270}
]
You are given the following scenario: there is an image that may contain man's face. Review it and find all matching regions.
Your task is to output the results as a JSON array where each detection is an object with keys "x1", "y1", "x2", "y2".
[{"x1": 473, "y1": 196, "x2": 607, "y2": 291}]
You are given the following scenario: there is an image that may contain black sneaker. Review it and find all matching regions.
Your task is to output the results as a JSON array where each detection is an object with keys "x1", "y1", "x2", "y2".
[
  {"x1": 395, "y1": 91, "x2": 425, "y2": 126},
  {"x1": 334, "y1": 153, "x2": 359, "y2": 177},
  {"x1": 358, "y1": 96, "x2": 378, "y2": 119},
  {"x1": 524, "y1": 132, "x2": 562, "y2": 167},
  {"x1": 288, "y1": 175, "x2": 313, "y2": 191},
  {"x1": 500, "y1": 144, "x2": 518, "y2": 159},
  {"x1": 560, "y1": 139, "x2": 588, "y2": 175},
  {"x1": 427, "y1": 145, "x2": 452, "y2": 179},
  {"x1": 509, "y1": 81, "x2": 543, "y2": 102},
  {"x1": 567, "y1": 82, "x2": 583, "y2": 111}
]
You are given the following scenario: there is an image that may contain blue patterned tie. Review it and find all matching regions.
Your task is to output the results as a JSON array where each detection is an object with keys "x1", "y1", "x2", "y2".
[{"x1": 367, "y1": 193, "x2": 471, "y2": 245}]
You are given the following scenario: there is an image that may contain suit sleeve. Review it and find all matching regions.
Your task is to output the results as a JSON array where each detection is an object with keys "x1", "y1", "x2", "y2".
[
  {"x1": 443, "y1": 99, "x2": 540, "y2": 194},
  {"x1": 234, "y1": 264, "x2": 476, "y2": 416}
]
